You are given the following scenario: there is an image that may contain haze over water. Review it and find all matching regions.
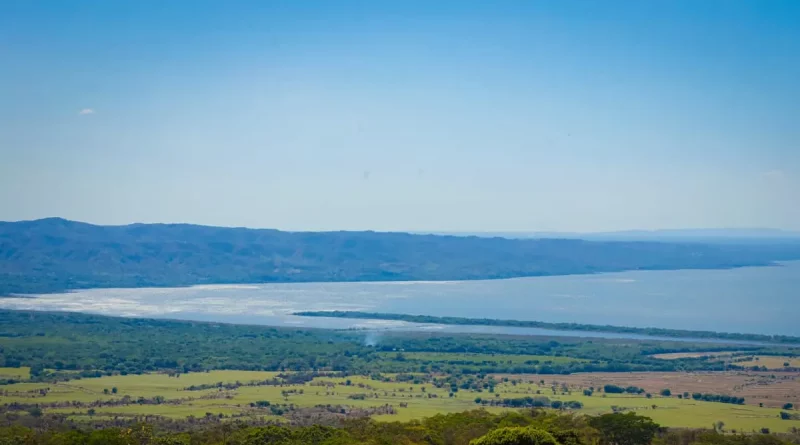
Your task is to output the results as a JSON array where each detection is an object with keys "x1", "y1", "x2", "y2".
[{"x1": 2, "y1": 262, "x2": 798, "y2": 338}]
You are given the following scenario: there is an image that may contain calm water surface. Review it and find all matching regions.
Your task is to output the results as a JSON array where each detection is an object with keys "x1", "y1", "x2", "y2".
[{"x1": 2, "y1": 261, "x2": 798, "y2": 338}]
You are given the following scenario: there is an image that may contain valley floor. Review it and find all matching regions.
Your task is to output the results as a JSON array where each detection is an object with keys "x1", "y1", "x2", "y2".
[{"x1": 3, "y1": 369, "x2": 799, "y2": 432}]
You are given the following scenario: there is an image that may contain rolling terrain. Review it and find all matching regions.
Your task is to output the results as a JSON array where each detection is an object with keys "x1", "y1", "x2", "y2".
[{"x1": 3, "y1": 218, "x2": 800, "y2": 295}]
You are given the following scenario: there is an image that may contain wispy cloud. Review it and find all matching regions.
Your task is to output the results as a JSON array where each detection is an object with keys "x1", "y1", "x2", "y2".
[{"x1": 78, "y1": 108, "x2": 95, "y2": 115}]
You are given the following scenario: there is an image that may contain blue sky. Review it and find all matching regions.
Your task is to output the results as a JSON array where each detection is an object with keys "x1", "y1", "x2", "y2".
[{"x1": 1, "y1": 1, "x2": 798, "y2": 231}]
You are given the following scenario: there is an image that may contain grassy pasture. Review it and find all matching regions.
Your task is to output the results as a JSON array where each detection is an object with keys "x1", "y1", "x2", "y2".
[
  {"x1": 49, "y1": 404, "x2": 246, "y2": 419},
  {"x1": 2, "y1": 370, "x2": 800, "y2": 431},
  {"x1": 734, "y1": 356, "x2": 800, "y2": 369},
  {"x1": 0, "y1": 367, "x2": 30, "y2": 380}
]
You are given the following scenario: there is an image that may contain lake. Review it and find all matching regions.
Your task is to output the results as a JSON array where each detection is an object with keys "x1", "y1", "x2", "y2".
[{"x1": 1, "y1": 261, "x2": 798, "y2": 339}]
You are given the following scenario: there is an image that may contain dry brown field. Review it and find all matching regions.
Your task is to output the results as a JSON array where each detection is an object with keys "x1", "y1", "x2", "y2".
[{"x1": 498, "y1": 371, "x2": 800, "y2": 408}]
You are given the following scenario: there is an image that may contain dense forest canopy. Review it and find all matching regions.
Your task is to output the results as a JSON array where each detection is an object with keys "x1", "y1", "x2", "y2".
[
  {"x1": 3, "y1": 218, "x2": 800, "y2": 295},
  {"x1": 296, "y1": 312, "x2": 800, "y2": 345},
  {"x1": 0, "y1": 309, "x2": 794, "y2": 378}
]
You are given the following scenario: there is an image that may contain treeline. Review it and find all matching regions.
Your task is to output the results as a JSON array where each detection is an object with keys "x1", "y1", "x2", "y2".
[
  {"x1": 473, "y1": 396, "x2": 584, "y2": 410},
  {"x1": 690, "y1": 393, "x2": 746, "y2": 405},
  {"x1": 0, "y1": 409, "x2": 796, "y2": 445},
  {"x1": 183, "y1": 372, "x2": 330, "y2": 391},
  {"x1": 604, "y1": 385, "x2": 645, "y2": 394},
  {"x1": 296, "y1": 311, "x2": 800, "y2": 345},
  {"x1": 0, "y1": 310, "x2": 794, "y2": 380}
]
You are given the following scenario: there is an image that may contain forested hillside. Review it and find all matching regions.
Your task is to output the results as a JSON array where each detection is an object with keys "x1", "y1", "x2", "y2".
[{"x1": 2, "y1": 218, "x2": 800, "y2": 294}]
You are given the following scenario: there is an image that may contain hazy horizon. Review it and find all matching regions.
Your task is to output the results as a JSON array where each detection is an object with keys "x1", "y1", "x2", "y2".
[
  {"x1": 2, "y1": 1, "x2": 798, "y2": 232},
  {"x1": 6, "y1": 216, "x2": 800, "y2": 238}
]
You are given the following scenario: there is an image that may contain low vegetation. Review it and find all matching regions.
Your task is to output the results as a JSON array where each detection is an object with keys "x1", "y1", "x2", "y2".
[
  {"x1": 1, "y1": 409, "x2": 798, "y2": 445},
  {"x1": 733, "y1": 356, "x2": 800, "y2": 371},
  {"x1": 1, "y1": 309, "x2": 799, "y2": 436},
  {"x1": 1, "y1": 365, "x2": 798, "y2": 432}
]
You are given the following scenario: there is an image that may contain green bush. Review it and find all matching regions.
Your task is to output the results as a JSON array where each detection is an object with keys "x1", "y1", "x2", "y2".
[{"x1": 471, "y1": 427, "x2": 559, "y2": 445}]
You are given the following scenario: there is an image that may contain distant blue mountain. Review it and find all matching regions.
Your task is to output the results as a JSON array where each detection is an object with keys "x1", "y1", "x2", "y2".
[
  {"x1": 424, "y1": 228, "x2": 800, "y2": 243},
  {"x1": 2, "y1": 218, "x2": 800, "y2": 295}
]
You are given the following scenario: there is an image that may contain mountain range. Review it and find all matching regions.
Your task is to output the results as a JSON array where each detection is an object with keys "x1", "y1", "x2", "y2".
[
  {"x1": 422, "y1": 228, "x2": 800, "y2": 243},
  {"x1": 2, "y1": 217, "x2": 800, "y2": 295}
]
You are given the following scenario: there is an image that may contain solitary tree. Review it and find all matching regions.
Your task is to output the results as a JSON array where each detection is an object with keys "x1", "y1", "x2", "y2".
[
  {"x1": 470, "y1": 427, "x2": 559, "y2": 445},
  {"x1": 589, "y1": 412, "x2": 660, "y2": 445}
]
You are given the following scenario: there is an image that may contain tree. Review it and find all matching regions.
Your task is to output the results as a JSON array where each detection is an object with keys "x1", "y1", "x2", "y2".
[
  {"x1": 551, "y1": 429, "x2": 584, "y2": 445},
  {"x1": 659, "y1": 389, "x2": 671, "y2": 397},
  {"x1": 29, "y1": 364, "x2": 45, "y2": 377},
  {"x1": 588, "y1": 412, "x2": 660, "y2": 445},
  {"x1": 111, "y1": 387, "x2": 118, "y2": 394},
  {"x1": 780, "y1": 412, "x2": 792, "y2": 420},
  {"x1": 87, "y1": 408, "x2": 96, "y2": 416},
  {"x1": 27, "y1": 407, "x2": 43, "y2": 418},
  {"x1": 470, "y1": 426, "x2": 559, "y2": 445},
  {"x1": 782, "y1": 403, "x2": 793, "y2": 410}
]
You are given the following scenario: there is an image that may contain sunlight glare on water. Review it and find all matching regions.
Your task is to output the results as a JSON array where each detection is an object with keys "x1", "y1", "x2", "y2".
[{"x1": 1, "y1": 262, "x2": 798, "y2": 337}]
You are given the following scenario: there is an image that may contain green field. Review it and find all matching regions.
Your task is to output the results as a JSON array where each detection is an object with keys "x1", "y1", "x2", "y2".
[
  {"x1": 3, "y1": 370, "x2": 798, "y2": 432},
  {"x1": 0, "y1": 366, "x2": 30, "y2": 380},
  {"x1": 733, "y1": 356, "x2": 800, "y2": 369}
]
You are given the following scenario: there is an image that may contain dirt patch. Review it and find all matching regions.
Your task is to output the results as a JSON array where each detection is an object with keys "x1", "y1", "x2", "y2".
[{"x1": 497, "y1": 371, "x2": 800, "y2": 408}]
